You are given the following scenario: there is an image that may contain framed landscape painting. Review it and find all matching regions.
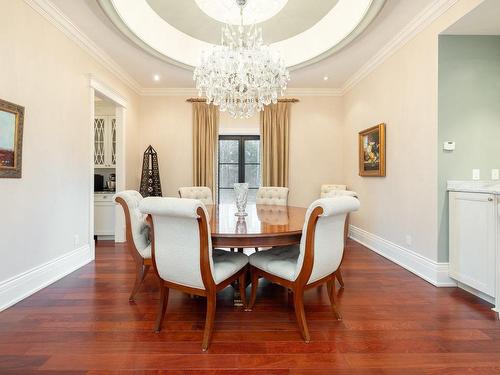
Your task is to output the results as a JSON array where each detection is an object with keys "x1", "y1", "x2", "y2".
[
  {"x1": 359, "y1": 123, "x2": 386, "y2": 177},
  {"x1": 0, "y1": 99, "x2": 24, "y2": 178}
]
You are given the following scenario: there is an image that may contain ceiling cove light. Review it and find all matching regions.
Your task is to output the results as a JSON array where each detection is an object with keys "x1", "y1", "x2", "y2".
[
  {"x1": 195, "y1": 0, "x2": 288, "y2": 25},
  {"x1": 193, "y1": 0, "x2": 290, "y2": 118}
]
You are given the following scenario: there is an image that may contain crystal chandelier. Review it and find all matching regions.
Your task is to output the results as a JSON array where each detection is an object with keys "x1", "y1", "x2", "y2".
[{"x1": 193, "y1": 0, "x2": 290, "y2": 118}]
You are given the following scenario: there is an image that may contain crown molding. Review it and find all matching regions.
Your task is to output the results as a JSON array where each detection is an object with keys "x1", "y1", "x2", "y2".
[
  {"x1": 140, "y1": 87, "x2": 343, "y2": 97},
  {"x1": 286, "y1": 88, "x2": 343, "y2": 97},
  {"x1": 23, "y1": 0, "x2": 142, "y2": 95},
  {"x1": 23, "y1": 0, "x2": 461, "y2": 99},
  {"x1": 341, "y1": 0, "x2": 459, "y2": 94},
  {"x1": 140, "y1": 88, "x2": 199, "y2": 97}
]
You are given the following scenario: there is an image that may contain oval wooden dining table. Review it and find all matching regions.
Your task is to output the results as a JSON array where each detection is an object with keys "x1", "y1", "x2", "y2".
[{"x1": 205, "y1": 203, "x2": 307, "y2": 249}]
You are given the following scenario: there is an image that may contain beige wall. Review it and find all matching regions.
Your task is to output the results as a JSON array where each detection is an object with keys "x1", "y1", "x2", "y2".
[
  {"x1": 0, "y1": 0, "x2": 140, "y2": 283},
  {"x1": 342, "y1": 0, "x2": 482, "y2": 262},
  {"x1": 139, "y1": 95, "x2": 343, "y2": 206},
  {"x1": 138, "y1": 96, "x2": 193, "y2": 197},
  {"x1": 289, "y1": 97, "x2": 344, "y2": 206}
]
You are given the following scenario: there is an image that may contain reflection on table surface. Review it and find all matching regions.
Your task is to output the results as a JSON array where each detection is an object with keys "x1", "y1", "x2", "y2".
[{"x1": 206, "y1": 204, "x2": 306, "y2": 235}]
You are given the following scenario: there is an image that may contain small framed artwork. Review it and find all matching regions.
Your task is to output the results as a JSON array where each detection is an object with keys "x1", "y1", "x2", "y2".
[
  {"x1": 0, "y1": 99, "x2": 25, "y2": 178},
  {"x1": 359, "y1": 123, "x2": 386, "y2": 177}
]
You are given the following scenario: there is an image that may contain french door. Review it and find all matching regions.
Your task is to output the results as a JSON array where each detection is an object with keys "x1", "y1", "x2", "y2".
[{"x1": 218, "y1": 135, "x2": 260, "y2": 203}]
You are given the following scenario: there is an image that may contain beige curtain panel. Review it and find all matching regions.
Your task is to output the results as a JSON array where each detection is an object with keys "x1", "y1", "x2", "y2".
[
  {"x1": 260, "y1": 102, "x2": 291, "y2": 187},
  {"x1": 192, "y1": 102, "x2": 219, "y2": 196}
]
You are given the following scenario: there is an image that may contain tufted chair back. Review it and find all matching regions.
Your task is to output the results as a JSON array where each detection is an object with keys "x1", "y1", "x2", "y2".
[
  {"x1": 256, "y1": 205, "x2": 289, "y2": 225},
  {"x1": 179, "y1": 187, "x2": 213, "y2": 205},
  {"x1": 139, "y1": 197, "x2": 214, "y2": 290},
  {"x1": 296, "y1": 197, "x2": 359, "y2": 285},
  {"x1": 114, "y1": 190, "x2": 150, "y2": 257},
  {"x1": 320, "y1": 184, "x2": 347, "y2": 198},
  {"x1": 256, "y1": 187, "x2": 289, "y2": 206},
  {"x1": 323, "y1": 189, "x2": 358, "y2": 199}
]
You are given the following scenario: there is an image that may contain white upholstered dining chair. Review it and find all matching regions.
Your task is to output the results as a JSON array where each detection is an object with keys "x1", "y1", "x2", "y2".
[
  {"x1": 178, "y1": 186, "x2": 213, "y2": 205},
  {"x1": 320, "y1": 184, "x2": 347, "y2": 198},
  {"x1": 114, "y1": 190, "x2": 152, "y2": 302},
  {"x1": 256, "y1": 187, "x2": 289, "y2": 206},
  {"x1": 248, "y1": 196, "x2": 360, "y2": 342},
  {"x1": 139, "y1": 197, "x2": 248, "y2": 351}
]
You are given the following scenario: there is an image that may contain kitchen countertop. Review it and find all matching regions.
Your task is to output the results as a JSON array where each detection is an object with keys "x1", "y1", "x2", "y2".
[{"x1": 447, "y1": 180, "x2": 500, "y2": 194}]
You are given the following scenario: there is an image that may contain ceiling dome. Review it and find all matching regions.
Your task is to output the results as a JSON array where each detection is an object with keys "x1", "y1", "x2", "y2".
[{"x1": 98, "y1": 0, "x2": 385, "y2": 70}]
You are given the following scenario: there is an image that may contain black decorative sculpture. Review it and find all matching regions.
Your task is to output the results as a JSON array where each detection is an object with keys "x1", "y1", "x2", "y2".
[{"x1": 139, "y1": 145, "x2": 162, "y2": 197}]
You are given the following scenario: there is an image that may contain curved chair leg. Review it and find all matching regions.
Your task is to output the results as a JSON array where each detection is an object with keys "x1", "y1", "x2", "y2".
[
  {"x1": 239, "y1": 272, "x2": 247, "y2": 310},
  {"x1": 327, "y1": 279, "x2": 342, "y2": 320},
  {"x1": 154, "y1": 283, "x2": 169, "y2": 332},
  {"x1": 129, "y1": 264, "x2": 150, "y2": 302},
  {"x1": 293, "y1": 288, "x2": 310, "y2": 343},
  {"x1": 248, "y1": 268, "x2": 259, "y2": 310},
  {"x1": 336, "y1": 268, "x2": 345, "y2": 288},
  {"x1": 202, "y1": 292, "x2": 217, "y2": 351}
]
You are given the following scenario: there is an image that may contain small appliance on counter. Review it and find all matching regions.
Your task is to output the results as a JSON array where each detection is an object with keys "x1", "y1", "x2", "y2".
[
  {"x1": 106, "y1": 173, "x2": 116, "y2": 192},
  {"x1": 94, "y1": 174, "x2": 104, "y2": 192}
]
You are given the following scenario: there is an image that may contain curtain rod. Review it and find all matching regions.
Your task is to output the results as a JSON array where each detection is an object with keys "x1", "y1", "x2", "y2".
[{"x1": 186, "y1": 98, "x2": 299, "y2": 103}]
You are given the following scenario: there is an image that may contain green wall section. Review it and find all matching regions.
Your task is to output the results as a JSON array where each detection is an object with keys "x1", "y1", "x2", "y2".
[{"x1": 438, "y1": 35, "x2": 500, "y2": 262}]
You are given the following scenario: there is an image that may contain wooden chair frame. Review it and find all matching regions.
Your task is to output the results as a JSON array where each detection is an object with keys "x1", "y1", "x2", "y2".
[
  {"x1": 147, "y1": 207, "x2": 247, "y2": 351},
  {"x1": 248, "y1": 206, "x2": 342, "y2": 343},
  {"x1": 115, "y1": 196, "x2": 152, "y2": 302},
  {"x1": 336, "y1": 213, "x2": 350, "y2": 288}
]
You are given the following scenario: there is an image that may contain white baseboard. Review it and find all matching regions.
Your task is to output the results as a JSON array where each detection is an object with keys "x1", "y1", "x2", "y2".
[
  {"x1": 349, "y1": 225, "x2": 457, "y2": 287},
  {"x1": 0, "y1": 245, "x2": 93, "y2": 311}
]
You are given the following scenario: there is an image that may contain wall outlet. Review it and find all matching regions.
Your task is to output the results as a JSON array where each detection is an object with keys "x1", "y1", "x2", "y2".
[
  {"x1": 492, "y1": 169, "x2": 499, "y2": 180},
  {"x1": 472, "y1": 169, "x2": 480, "y2": 180},
  {"x1": 74, "y1": 235, "x2": 79, "y2": 248},
  {"x1": 405, "y1": 235, "x2": 412, "y2": 247}
]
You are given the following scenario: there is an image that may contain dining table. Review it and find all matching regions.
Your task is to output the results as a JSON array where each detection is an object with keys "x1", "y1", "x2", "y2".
[{"x1": 206, "y1": 203, "x2": 307, "y2": 250}]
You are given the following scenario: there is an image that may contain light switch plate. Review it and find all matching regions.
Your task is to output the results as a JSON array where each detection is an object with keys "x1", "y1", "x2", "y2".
[
  {"x1": 492, "y1": 169, "x2": 499, "y2": 180},
  {"x1": 443, "y1": 141, "x2": 455, "y2": 151},
  {"x1": 472, "y1": 169, "x2": 480, "y2": 180}
]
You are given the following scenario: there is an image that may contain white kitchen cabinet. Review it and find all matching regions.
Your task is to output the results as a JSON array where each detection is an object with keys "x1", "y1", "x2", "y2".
[
  {"x1": 449, "y1": 191, "x2": 496, "y2": 297},
  {"x1": 94, "y1": 193, "x2": 115, "y2": 236},
  {"x1": 94, "y1": 116, "x2": 116, "y2": 168}
]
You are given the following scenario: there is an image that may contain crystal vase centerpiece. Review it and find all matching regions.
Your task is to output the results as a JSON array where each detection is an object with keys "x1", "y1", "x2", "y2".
[{"x1": 234, "y1": 183, "x2": 249, "y2": 217}]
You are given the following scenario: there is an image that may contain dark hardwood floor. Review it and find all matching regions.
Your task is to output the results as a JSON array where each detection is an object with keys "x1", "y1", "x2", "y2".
[{"x1": 1, "y1": 240, "x2": 499, "y2": 374}]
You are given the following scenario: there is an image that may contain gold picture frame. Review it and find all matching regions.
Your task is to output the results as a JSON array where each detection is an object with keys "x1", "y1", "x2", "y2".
[
  {"x1": 359, "y1": 123, "x2": 385, "y2": 177},
  {"x1": 0, "y1": 98, "x2": 25, "y2": 178}
]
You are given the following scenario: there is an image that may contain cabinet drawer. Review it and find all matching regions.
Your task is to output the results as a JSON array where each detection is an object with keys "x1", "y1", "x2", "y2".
[{"x1": 94, "y1": 193, "x2": 115, "y2": 202}]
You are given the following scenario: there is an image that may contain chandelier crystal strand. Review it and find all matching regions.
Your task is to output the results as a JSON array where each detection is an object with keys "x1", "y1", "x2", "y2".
[{"x1": 193, "y1": 0, "x2": 290, "y2": 118}]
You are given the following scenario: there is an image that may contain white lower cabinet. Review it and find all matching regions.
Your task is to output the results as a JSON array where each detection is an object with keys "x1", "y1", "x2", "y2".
[
  {"x1": 449, "y1": 191, "x2": 496, "y2": 298},
  {"x1": 94, "y1": 193, "x2": 115, "y2": 236}
]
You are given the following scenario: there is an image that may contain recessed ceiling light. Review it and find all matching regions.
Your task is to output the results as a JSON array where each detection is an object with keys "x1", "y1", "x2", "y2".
[
  {"x1": 153, "y1": 74, "x2": 160, "y2": 81},
  {"x1": 323, "y1": 76, "x2": 329, "y2": 81}
]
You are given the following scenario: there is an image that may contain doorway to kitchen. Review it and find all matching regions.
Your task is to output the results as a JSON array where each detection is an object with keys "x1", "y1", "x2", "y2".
[
  {"x1": 93, "y1": 95, "x2": 117, "y2": 241},
  {"x1": 89, "y1": 77, "x2": 127, "y2": 255}
]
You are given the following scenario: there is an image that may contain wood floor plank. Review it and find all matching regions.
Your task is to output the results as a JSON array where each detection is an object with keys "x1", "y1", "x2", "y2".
[{"x1": 0, "y1": 240, "x2": 499, "y2": 373}]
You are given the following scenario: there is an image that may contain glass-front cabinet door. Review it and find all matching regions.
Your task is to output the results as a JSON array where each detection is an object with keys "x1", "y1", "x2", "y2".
[
  {"x1": 111, "y1": 118, "x2": 117, "y2": 165},
  {"x1": 93, "y1": 116, "x2": 116, "y2": 168}
]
